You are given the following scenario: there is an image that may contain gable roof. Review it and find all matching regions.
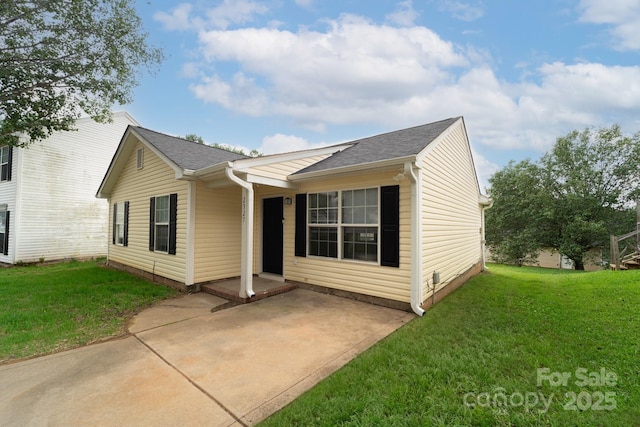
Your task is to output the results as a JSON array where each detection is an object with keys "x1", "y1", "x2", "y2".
[
  {"x1": 132, "y1": 127, "x2": 248, "y2": 170},
  {"x1": 293, "y1": 117, "x2": 460, "y2": 176}
]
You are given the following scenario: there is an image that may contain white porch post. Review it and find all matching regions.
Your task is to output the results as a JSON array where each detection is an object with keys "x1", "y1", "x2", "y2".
[
  {"x1": 225, "y1": 166, "x2": 255, "y2": 298},
  {"x1": 240, "y1": 187, "x2": 254, "y2": 298}
]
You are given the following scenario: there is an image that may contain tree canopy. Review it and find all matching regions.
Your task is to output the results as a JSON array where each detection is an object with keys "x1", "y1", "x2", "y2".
[
  {"x1": 184, "y1": 133, "x2": 262, "y2": 157},
  {"x1": 486, "y1": 125, "x2": 640, "y2": 269},
  {"x1": 0, "y1": 0, "x2": 163, "y2": 147}
]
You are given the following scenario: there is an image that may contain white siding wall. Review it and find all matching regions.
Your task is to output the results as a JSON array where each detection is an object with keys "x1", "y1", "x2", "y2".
[
  {"x1": 13, "y1": 112, "x2": 136, "y2": 263},
  {"x1": 108, "y1": 139, "x2": 188, "y2": 283},
  {"x1": 284, "y1": 171, "x2": 412, "y2": 302},
  {"x1": 0, "y1": 146, "x2": 19, "y2": 263},
  {"x1": 420, "y1": 121, "x2": 482, "y2": 300}
]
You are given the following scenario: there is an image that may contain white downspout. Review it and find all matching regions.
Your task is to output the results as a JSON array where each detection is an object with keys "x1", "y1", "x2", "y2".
[
  {"x1": 225, "y1": 166, "x2": 255, "y2": 298},
  {"x1": 479, "y1": 195, "x2": 493, "y2": 271},
  {"x1": 405, "y1": 162, "x2": 425, "y2": 316}
]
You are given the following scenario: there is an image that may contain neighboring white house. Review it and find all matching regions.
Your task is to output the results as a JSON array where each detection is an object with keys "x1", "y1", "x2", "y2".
[{"x1": 0, "y1": 111, "x2": 139, "y2": 264}]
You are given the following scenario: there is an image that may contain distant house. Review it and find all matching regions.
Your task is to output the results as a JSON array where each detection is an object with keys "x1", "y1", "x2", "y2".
[
  {"x1": 97, "y1": 117, "x2": 491, "y2": 315},
  {"x1": 525, "y1": 248, "x2": 603, "y2": 271},
  {"x1": 0, "y1": 112, "x2": 139, "y2": 264}
]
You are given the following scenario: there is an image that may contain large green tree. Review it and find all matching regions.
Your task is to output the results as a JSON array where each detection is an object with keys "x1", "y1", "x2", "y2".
[
  {"x1": 0, "y1": 0, "x2": 163, "y2": 147},
  {"x1": 487, "y1": 125, "x2": 640, "y2": 269}
]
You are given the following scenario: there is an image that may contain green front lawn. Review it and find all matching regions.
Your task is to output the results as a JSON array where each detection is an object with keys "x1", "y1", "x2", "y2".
[
  {"x1": 261, "y1": 265, "x2": 640, "y2": 426},
  {"x1": 0, "y1": 260, "x2": 177, "y2": 363}
]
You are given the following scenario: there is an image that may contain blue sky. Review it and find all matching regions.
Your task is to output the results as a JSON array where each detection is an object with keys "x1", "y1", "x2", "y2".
[{"x1": 125, "y1": 0, "x2": 640, "y2": 190}]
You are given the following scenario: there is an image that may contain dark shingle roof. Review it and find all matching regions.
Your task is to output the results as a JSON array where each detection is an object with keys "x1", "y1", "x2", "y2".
[
  {"x1": 294, "y1": 117, "x2": 460, "y2": 175},
  {"x1": 133, "y1": 126, "x2": 248, "y2": 170}
]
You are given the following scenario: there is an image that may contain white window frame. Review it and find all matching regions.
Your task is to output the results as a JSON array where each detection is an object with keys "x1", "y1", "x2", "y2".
[
  {"x1": 0, "y1": 209, "x2": 6, "y2": 252},
  {"x1": 0, "y1": 146, "x2": 9, "y2": 181},
  {"x1": 307, "y1": 188, "x2": 380, "y2": 263},
  {"x1": 154, "y1": 195, "x2": 170, "y2": 253},
  {"x1": 115, "y1": 203, "x2": 125, "y2": 246}
]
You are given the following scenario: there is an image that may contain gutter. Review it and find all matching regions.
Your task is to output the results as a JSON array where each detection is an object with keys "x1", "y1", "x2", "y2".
[
  {"x1": 479, "y1": 195, "x2": 493, "y2": 270},
  {"x1": 405, "y1": 162, "x2": 425, "y2": 316},
  {"x1": 224, "y1": 166, "x2": 256, "y2": 299}
]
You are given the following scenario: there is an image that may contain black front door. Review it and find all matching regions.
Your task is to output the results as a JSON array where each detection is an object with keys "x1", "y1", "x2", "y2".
[{"x1": 262, "y1": 197, "x2": 283, "y2": 275}]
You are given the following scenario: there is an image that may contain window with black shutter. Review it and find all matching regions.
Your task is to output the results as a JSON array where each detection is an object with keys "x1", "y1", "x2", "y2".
[{"x1": 150, "y1": 194, "x2": 177, "y2": 254}]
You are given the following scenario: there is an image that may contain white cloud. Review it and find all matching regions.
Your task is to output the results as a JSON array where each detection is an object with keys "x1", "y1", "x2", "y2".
[
  {"x1": 160, "y1": 6, "x2": 640, "y2": 161},
  {"x1": 577, "y1": 0, "x2": 640, "y2": 50},
  {"x1": 471, "y1": 148, "x2": 499, "y2": 193},
  {"x1": 192, "y1": 14, "x2": 468, "y2": 129},
  {"x1": 386, "y1": 0, "x2": 419, "y2": 27},
  {"x1": 294, "y1": 0, "x2": 314, "y2": 8},
  {"x1": 435, "y1": 0, "x2": 485, "y2": 22},
  {"x1": 154, "y1": 1, "x2": 268, "y2": 31},
  {"x1": 206, "y1": 0, "x2": 269, "y2": 30},
  {"x1": 259, "y1": 134, "x2": 328, "y2": 154},
  {"x1": 154, "y1": 3, "x2": 194, "y2": 31}
]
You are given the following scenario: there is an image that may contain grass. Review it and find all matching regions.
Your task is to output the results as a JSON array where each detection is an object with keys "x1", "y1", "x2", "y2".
[
  {"x1": 0, "y1": 260, "x2": 177, "y2": 363},
  {"x1": 261, "y1": 264, "x2": 640, "y2": 426}
]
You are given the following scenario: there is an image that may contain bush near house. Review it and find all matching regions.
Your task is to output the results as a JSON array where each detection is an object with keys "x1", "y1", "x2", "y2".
[
  {"x1": 0, "y1": 260, "x2": 177, "y2": 363},
  {"x1": 261, "y1": 265, "x2": 640, "y2": 426}
]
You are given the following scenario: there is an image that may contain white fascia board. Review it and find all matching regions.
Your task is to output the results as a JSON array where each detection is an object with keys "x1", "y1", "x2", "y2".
[
  {"x1": 97, "y1": 128, "x2": 137, "y2": 198},
  {"x1": 233, "y1": 144, "x2": 352, "y2": 172},
  {"x1": 244, "y1": 173, "x2": 298, "y2": 189},
  {"x1": 191, "y1": 161, "x2": 232, "y2": 178},
  {"x1": 289, "y1": 155, "x2": 416, "y2": 182}
]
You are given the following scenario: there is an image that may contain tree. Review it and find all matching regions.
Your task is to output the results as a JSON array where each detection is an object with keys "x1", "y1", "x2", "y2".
[
  {"x1": 183, "y1": 133, "x2": 262, "y2": 157},
  {"x1": 487, "y1": 125, "x2": 640, "y2": 269},
  {"x1": 0, "y1": 0, "x2": 163, "y2": 147},
  {"x1": 184, "y1": 134, "x2": 205, "y2": 144},
  {"x1": 485, "y1": 160, "x2": 548, "y2": 266}
]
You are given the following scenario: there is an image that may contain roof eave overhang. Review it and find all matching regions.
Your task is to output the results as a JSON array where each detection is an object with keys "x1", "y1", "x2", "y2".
[{"x1": 289, "y1": 155, "x2": 417, "y2": 182}]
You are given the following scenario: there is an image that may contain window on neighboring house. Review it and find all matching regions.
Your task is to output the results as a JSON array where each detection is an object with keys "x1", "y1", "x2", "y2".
[
  {"x1": 149, "y1": 194, "x2": 177, "y2": 254},
  {"x1": 112, "y1": 201, "x2": 129, "y2": 246},
  {"x1": 0, "y1": 209, "x2": 9, "y2": 256},
  {"x1": 0, "y1": 146, "x2": 12, "y2": 182}
]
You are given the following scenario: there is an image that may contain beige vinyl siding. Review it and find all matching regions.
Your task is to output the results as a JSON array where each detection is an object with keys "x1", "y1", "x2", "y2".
[
  {"x1": 284, "y1": 171, "x2": 412, "y2": 303},
  {"x1": 193, "y1": 182, "x2": 243, "y2": 282},
  {"x1": 246, "y1": 154, "x2": 332, "y2": 180},
  {"x1": 108, "y1": 139, "x2": 188, "y2": 283},
  {"x1": 420, "y1": 121, "x2": 482, "y2": 300}
]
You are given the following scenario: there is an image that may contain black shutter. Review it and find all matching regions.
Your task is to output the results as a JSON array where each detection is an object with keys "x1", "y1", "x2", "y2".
[
  {"x1": 3, "y1": 211, "x2": 9, "y2": 255},
  {"x1": 123, "y1": 201, "x2": 129, "y2": 247},
  {"x1": 168, "y1": 193, "x2": 177, "y2": 255},
  {"x1": 112, "y1": 203, "x2": 117, "y2": 245},
  {"x1": 6, "y1": 146, "x2": 12, "y2": 181},
  {"x1": 149, "y1": 197, "x2": 155, "y2": 251},
  {"x1": 295, "y1": 193, "x2": 307, "y2": 257},
  {"x1": 380, "y1": 185, "x2": 400, "y2": 267}
]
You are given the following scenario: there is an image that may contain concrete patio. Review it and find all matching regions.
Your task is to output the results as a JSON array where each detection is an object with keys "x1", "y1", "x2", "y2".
[{"x1": 0, "y1": 289, "x2": 414, "y2": 426}]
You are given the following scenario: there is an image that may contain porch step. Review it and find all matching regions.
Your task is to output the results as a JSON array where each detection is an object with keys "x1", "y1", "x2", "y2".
[{"x1": 201, "y1": 280, "x2": 297, "y2": 304}]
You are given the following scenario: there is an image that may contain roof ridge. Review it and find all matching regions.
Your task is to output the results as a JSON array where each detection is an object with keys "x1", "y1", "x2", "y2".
[{"x1": 133, "y1": 126, "x2": 250, "y2": 158}]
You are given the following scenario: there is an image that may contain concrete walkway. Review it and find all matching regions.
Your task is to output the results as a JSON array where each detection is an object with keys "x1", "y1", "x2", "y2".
[{"x1": 0, "y1": 289, "x2": 414, "y2": 426}]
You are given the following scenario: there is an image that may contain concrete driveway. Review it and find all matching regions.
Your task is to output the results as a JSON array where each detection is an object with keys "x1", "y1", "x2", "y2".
[{"x1": 0, "y1": 289, "x2": 414, "y2": 426}]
